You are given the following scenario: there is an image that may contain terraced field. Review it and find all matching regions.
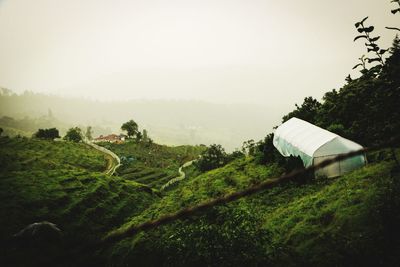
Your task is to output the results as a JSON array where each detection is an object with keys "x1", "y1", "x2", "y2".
[
  {"x1": 100, "y1": 141, "x2": 205, "y2": 190},
  {"x1": 119, "y1": 167, "x2": 177, "y2": 188}
]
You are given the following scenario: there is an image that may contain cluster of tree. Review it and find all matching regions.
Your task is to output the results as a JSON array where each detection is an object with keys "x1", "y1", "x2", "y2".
[
  {"x1": 63, "y1": 127, "x2": 83, "y2": 142},
  {"x1": 33, "y1": 128, "x2": 60, "y2": 140},
  {"x1": 33, "y1": 127, "x2": 82, "y2": 142},
  {"x1": 195, "y1": 144, "x2": 244, "y2": 172},
  {"x1": 251, "y1": 5, "x2": 400, "y2": 170},
  {"x1": 30, "y1": 121, "x2": 152, "y2": 144},
  {"x1": 121, "y1": 119, "x2": 152, "y2": 143},
  {"x1": 33, "y1": 127, "x2": 85, "y2": 142},
  {"x1": 280, "y1": 37, "x2": 400, "y2": 147},
  {"x1": 32, "y1": 126, "x2": 86, "y2": 142}
]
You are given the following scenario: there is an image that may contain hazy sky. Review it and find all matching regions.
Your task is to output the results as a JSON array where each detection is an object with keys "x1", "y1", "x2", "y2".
[{"x1": 0, "y1": 0, "x2": 398, "y2": 109}]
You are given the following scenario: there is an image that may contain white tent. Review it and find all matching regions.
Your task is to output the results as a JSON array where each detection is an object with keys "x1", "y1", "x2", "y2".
[{"x1": 273, "y1": 117, "x2": 366, "y2": 178}]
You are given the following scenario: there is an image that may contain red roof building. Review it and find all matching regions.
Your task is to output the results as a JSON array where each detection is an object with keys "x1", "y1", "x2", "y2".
[{"x1": 93, "y1": 134, "x2": 126, "y2": 143}]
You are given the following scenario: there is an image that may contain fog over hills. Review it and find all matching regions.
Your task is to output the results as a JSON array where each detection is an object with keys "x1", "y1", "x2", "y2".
[
  {"x1": 0, "y1": 88, "x2": 280, "y2": 151},
  {"x1": 1, "y1": 0, "x2": 397, "y2": 152}
]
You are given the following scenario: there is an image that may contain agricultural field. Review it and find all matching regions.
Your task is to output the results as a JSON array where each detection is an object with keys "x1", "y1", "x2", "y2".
[
  {"x1": 100, "y1": 141, "x2": 205, "y2": 190},
  {"x1": 0, "y1": 137, "x2": 156, "y2": 266},
  {"x1": 1, "y1": 136, "x2": 400, "y2": 266},
  {"x1": 106, "y1": 151, "x2": 400, "y2": 267}
]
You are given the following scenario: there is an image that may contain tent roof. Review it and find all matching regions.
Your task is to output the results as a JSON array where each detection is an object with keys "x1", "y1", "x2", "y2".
[
  {"x1": 273, "y1": 117, "x2": 339, "y2": 157},
  {"x1": 273, "y1": 117, "x2": 365, "y2": 174}
]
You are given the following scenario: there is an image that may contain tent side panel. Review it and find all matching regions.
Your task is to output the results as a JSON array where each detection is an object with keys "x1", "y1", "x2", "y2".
[
  {"x1": 314, "y1": 137, "x2": 363, "y2": 157},
  {"x1": 313, "y1": 137, "x2": 366, "y2": 177},
  {"x1": 314, "y1": 155, "x2": 341, "y2": 178},
  {"x1": 273, "y1": 134, "x2": 313, "y2": 167},
  {"x1": 339, "y1": 155, "x2": 366, "y2": 175},
  {"x1": 314, "y1": 154, "x2": 366, "y2": 178}
]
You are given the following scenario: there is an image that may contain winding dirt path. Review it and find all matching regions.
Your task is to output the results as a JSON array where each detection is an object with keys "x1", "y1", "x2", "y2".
[
  {"x1": 85, "y1": 141, "x2": 121, "y2": 176},
  {"x1": 161, "y1": 160, "x2": 196, "y2": 190}
]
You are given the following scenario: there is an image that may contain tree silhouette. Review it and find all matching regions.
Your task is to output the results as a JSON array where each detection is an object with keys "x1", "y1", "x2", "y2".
[
  {"x1": 34, "y1": 128, "x2": 60, "y2": 140},
  {"x1": 64, "y1": 127, "x2": 83, "y2": 142},
  {"x1": 121, "y1": 120, "x2": 139, "y2": 138},
  {"x1": 85, "y1": 126, "x2": 93, "y2": 141},
  {"x1": 196, "y1": 144, "x2": 228, "y2": 172}
]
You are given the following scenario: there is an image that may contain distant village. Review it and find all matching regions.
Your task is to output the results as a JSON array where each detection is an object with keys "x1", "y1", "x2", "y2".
[
  {"x1": 92, "y1": 120, "x2": 151, "y2": 144},
  {"x1": 93, "y1": 134, "x2": 127, "y2": 144}
]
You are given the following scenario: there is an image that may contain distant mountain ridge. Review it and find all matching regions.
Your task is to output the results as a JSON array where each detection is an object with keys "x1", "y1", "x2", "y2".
[{"x1": 0, "y1": 89, "x2": 280, "y2": 151}]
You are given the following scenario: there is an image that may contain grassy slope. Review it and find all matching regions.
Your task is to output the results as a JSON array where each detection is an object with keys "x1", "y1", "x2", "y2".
[
  {"x1": 106, "y1": 152, "x2": 400, "y2": 267},
  {"x1": 2, "y1": 136, "x2": 399, "y2": 266},
  {"x1": 0, "y1": 137, "x2": 156, "y2": 265},
  {"x1": 100, "y1": 141, "x2": 205, "y2": 190}
]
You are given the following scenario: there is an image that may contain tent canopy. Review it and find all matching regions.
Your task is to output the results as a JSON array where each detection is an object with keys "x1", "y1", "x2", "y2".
[{"x1": 273, "y1": 117, "x2": 366, "y2": 177}]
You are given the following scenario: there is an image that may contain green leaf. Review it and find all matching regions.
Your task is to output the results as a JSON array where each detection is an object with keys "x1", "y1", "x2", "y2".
[
  {"x1": 352, "y1": 63, "x2": 363, "y2": 70},
  {"x1": 357, "y1": 28, "x2": 364, "y2": 33},
  {"x1": 364, "y1": 26, "x2": 374, "y2": 33},
  {"x1": 367, "y1": 47, "x2": 379, "y2": 53},
  {"x1": 355, "y1": 22, "x2": 361, "y2": 28},
  {"x1": 370, "y1": 36, "x2": 380, "y2": 42},
  {"x1": 367, "y1": 58, "x2": 381, "y2": 63},
  {"x1": 379, "y1": 49, "x2": 387, "y2": 55},
  {"x1": 361, "y1": 16, "x2": 369, "y2": 24},
  {"x1": 385, "y1": 26, "x2": 400, "y2": 31},
  {"x1": 391, "y1": 8, "x2": 400, "y2": 14},
  {"x1": 353, "y1": 35, "x2": 367, "y2": 42}
]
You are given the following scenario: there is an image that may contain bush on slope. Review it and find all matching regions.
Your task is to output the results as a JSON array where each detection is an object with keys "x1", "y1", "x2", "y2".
[{"x1": 105, "y1": 153, "x2": 400, "y2": 267}]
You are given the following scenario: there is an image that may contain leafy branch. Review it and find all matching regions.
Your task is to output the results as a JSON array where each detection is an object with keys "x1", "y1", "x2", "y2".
[
  {"x1": 354, "y1": 17, "x2": 386, "y2": 70},
  {"x1": 352, "y1": 55, "x2": 369, "y2": 73}
]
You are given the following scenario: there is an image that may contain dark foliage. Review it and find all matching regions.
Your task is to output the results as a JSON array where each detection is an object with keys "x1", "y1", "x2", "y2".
[
  {"x1": 33, "y1": 128, "x2": 60, "y2": 140},
  {"x1": 196, "y1": 144, "x2": 228, "y2": 172},
  {"x1": 121, "y1": 119, "x2": 139, "y2": 138},
  {"x1": 282, "y1": 97, "x2": 321, "y2": 124},
  {"x1": 63, "y1": 127, "x2": 83, "y2": 142},
  {"x1": 277, "y1": 38, "x2": 400, "y2": 147},
  {"x1": 254, "y1": 133, "x2": 283, "y2": 165},
  {"x1": 227, "y1": 150, "x2": 245, "y2": 162}
]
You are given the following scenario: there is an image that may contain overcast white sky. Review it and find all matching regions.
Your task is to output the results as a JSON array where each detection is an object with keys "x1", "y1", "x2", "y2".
[{"x1": 0, "y1": 0, "x2": 398, "y2": 108}]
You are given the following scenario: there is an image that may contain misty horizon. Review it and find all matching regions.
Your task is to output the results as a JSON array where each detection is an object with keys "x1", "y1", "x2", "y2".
[
  {"x1": 0, "y1": 88, "x2": 282, "y2": 151},
  {"x1": 1, "y1": 0, "x2": 399, "y2": 150},
  {"x1": 1, "y1": 0, "x2": 398, "y2": 107}
]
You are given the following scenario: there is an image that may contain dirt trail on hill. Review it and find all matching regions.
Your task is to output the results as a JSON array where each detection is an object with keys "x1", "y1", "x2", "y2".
[
  {"x1": 85, "y1": 141, "x2": 121, "y2": 175},
  {"x1": 161, "y1": 160, "x2": 196, "y2": 190}
]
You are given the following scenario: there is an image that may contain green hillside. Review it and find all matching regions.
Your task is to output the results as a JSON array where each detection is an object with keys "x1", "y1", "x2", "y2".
[
  {"x1": 1, "y1": 136, "x2": 399, "y2": 266},
  {"x1": 0, "y1": 137, "x2": 157, "y2": 266},
  {"x1": 1, "y1": 9, "x2": 399, "y2": 267},
  {"x1": 100, "y1": 141, "x2": 205, "y2": 190},
  {"x1": 96, "y1": 29, "x2": 400, "y2": 266},
  {"x1": 104, "y1": 151, "x2": 400, "y2": 266}
]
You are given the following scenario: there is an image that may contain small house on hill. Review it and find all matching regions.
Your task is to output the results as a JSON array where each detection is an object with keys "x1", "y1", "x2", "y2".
[
  {"x1": 93, "y1": 134, "x2": 126, "y2": 144},
  {"x1": 273, "y1": 117, "x2": 366, "y2": 178}
]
